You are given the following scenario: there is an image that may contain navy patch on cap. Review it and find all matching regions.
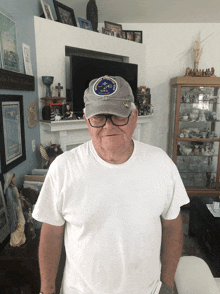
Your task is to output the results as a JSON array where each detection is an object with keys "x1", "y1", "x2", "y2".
[{"x1": 93, "y1": 77, "x2": 118, "y2": 96}]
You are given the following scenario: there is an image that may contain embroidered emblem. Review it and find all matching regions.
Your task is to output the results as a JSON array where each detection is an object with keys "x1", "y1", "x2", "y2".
[
  {"x1": 123, "y1": 103, "x2": 129, "y2": 108},
  {"x1": 93, "y1": 77, "x2": 117, "y2": 96}
]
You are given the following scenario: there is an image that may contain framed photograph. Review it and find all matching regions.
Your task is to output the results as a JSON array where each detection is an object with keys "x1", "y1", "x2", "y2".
[
  {"x1": 102, "y1": 27, "x2": 114, "y2": 36},
  {"x1": 50, "y1": 103, "x2": 62, "y2": 121},
  {"x1": 123, "y1": 30, "x2": 143, "y2": 43},
  {"x1": 0, "y1": 95, "x2": 26, "y2": 173},
  {"x1": 134, "y1": 31, "x2": 143, "y2": 43},
  {"x1": 78, "y1": 17, "x2": 93, "y2": 30},
  {"x1": 0, "y1": 177, "x2": 10, "y2": 243},
  {"x1": 104, "y1": 21, "x2": 123, "y2": 38},
  {"x1": 53, "y1": 0, "x2": 77, "y2": 27},
  {"x1": 22, "y1": 43, "x2": 33, "y2": 76},
  {"x1": 123, "y1": 30, "x2": 134, "y2": 41},
  {"x1": 41, "y1": 0, "x2": 54, "y2": 20}
]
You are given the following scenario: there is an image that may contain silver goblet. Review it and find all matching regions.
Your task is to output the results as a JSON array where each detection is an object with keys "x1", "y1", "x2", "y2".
[{"x1": 42, "y1": 76, "x2": 54, "y2": 97}]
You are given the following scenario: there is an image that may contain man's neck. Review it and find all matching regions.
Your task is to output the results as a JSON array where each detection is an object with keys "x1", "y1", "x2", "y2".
[{"x1": 94, "y1": 140, "x2": 134, "y2": 164}]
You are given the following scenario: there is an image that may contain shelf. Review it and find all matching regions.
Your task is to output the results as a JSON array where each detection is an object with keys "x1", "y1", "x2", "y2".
[
  {"x1": 0, "y1": 68, "x2": 35, "y2": 91},
  {"x1": 177, "y1": 138, "x2": 220, "y2": 141}
]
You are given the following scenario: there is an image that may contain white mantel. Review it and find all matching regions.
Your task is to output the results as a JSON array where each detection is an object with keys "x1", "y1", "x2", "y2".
[{"x1": 41, "y1": 115, "x2": 153, "y2": 151}]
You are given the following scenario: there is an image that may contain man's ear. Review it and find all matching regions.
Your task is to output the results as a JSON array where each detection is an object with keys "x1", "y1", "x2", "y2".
[{"x1": 83, "y1": 114, "x2": 90, "y2": 126}]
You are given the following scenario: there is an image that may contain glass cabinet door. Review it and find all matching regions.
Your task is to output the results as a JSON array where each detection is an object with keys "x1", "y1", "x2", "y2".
[{"x1": 177, "y1": 86, "x2": 220, "y2": 190}]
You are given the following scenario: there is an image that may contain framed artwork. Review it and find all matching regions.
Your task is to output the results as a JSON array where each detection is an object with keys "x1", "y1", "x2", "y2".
[
  {"x1": 53, "y1": 0, "x2": 77, "y2": 27},
  {"x1": 86, "y1": 0, "x2": 98, "y2": 32},
  {"x1": 134, "y1": 31, "x2": 143, "y2": 43},
  {"x1": 78, "y1": 17, "x2": 93, "y2": 30},
  {"x1": 104, "y1": 21, "x2": 123, "y2": 38},
  {"x1": 22, "y1": 43, "x2": 33, "y2": 76},
  {"x1": 123, "y1": 30, "x2": 143, "y2": 43},
  {"x1": 41, "y1": 0, "x2": 54, "y2": 20},
  {"x1": 0, "y1": 177, "x2": 10, "y2": 243},
  {"x1": 0, "y1": 9, "x2": 20, "y2": 73},
  {"x1": 102, "y1": 27, "x2": 114, "y2": 36},
  {"x1": 0, "y1": 95, "x2": 26, "y2": 173}
]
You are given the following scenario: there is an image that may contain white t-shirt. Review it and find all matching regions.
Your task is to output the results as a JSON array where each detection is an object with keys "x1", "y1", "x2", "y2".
[{"x1": 33, "y1": 140, "x2": 189, "y2": 294}]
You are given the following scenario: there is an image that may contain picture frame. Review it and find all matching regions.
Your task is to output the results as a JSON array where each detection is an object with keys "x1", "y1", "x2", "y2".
[
  {"x1": 0, "y1": 95, "x2": 26, "y2": 173},
  {"x1": 22, "y1": 43, "x2": 33, "y2": 76},
  {"x1": 78, "y1": 17, "x2": 93, "y2": 30},
  {"x1": 53, "y1": 0, "x2": 77, "y2": 27},
  {"x1": 0, "y1": 177, "x2": 10, "y2": 243},
  {"x1": 104, "y1": 21, "x2": 123, "y2": 38},
  {"x1": 41, "y1": 0, "x2": 54, "y2": 20},
  {"x1": 123, "y1": 30, "x2": 143, "y2": 43},
  {"x1": 50, "y1": 103, "x2": 63, "y2": 121},
  {"x1": 102, "y1": 27, "x2": 114, "y2": 36},
  {"x1": 134, "y1": 31, "x2": 143, "y2": 43}
]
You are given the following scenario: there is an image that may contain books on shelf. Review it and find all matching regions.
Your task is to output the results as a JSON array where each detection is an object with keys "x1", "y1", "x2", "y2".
[
  {"x1": 23, "y1": 169, "x2": 47, "y2": 193},
  {"x1": 24, "y1": 174, "x2": 46, "y2": 182},
  {"x1": 23, "y1": 181, "x2": 43, "y2": 193},
  {"x1": 31, "y1": 169, "x2": 48, "y2": 175}
]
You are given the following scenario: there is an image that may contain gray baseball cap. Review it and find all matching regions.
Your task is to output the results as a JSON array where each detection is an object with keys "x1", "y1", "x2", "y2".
[{"x1": 84, "y1": 76, "x2": 134, "y2": 119}]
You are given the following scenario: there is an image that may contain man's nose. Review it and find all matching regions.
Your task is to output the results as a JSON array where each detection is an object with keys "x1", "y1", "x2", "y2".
[{"x1": 104, "y1": 117, "x2": 114, "y2": 127}]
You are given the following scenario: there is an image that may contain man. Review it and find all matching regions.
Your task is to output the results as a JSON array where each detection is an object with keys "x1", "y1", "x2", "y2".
[{"x1": 33, "y1": 76, "x2": 189, "y2": 294}]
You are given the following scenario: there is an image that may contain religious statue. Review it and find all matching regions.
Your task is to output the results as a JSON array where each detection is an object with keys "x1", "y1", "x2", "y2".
[{"x1": 4, "y1": 173, "x2": 26, "y2": 247}]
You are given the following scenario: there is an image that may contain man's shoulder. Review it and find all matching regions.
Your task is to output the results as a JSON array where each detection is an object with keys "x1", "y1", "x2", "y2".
[{"x1": 135, "y1": 140, "x2": 169, "y2": 159}]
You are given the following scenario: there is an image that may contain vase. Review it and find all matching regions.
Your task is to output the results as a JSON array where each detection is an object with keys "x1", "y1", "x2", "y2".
[{"x1": 42, "y1": 76, "x2": 54, "y2": 97}]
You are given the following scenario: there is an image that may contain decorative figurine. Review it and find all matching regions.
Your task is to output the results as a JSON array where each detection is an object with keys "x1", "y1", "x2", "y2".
[
  {"x1": 194, "y1": 145, "x2": 200, "y2": 156},
  {"x1": 63, "y1": 103, "x2": 74, "y2": 120},
  {"x1": 55, "y1": 83, "x2": 63, "y2": 97},
  {"x1": 181, "y1": 145, "x2": 192, "y2": 156},
  {"x1": 42, "y1": 76, "x2": 54, "y2": 97},
  {"x1": 4, "y1": 173, "x2": 26, "y2": 247},
  {"x1": 40, "y1": 143, "x2": 63, "y2": 168}
]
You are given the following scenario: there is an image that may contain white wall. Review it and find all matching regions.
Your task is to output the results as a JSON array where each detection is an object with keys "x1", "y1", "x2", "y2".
[{"x1": 117, "y1": 23, "x2": 220, "y2": 151}]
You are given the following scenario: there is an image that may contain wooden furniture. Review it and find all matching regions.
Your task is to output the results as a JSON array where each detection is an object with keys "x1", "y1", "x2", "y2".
[
  {"x1": 189, "y1": 196, "x2": 220, "y2": 277},
  {"x1": 0, "y1": 68, "x2": 35, "y2": 91},
  {"x1": 0, "y1": 229, "x2": 65, "y2": 293},
  {"x1": 168, "y1": 76, "x2": 220, "y2": 197}
]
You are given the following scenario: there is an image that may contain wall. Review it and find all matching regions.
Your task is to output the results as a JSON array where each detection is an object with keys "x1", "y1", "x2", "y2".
[
  {"x1": 118, "y1": 23, "x2": 220, "y2": 151},
  {"x1": 0, "y1": 0, "x2": 42, "y2": 187}
]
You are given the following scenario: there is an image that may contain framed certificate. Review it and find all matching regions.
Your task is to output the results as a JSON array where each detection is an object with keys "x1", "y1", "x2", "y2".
[{"x1": 0, "y1": 95, "x2": 26, "y2": 172}]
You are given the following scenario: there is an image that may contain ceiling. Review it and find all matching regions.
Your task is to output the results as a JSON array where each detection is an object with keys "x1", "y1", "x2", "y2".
[{"x1": 58, "y1": 0, "x2": 220, "y2": 23}]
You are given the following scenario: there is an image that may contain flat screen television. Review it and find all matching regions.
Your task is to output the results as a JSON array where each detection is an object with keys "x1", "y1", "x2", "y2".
[{"x1": 70, "y1": 55, "x2": 138, "y2": 116}]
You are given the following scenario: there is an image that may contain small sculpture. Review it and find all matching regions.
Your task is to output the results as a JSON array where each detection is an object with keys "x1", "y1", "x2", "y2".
[
  {"x1": 4, "y1": 173, "x2": 26, "y2": 247},
  {"x1": 40, "y1": 143, "x2": 63, "y2": 168},
  {"x1": 181, "y1": 145, "x2": 192, "y2": 156}
]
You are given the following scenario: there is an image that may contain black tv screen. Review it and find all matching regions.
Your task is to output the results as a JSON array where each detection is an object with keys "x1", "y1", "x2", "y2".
[{"x1": 70, "y1": 55, "x2": 138, "y2": 115}]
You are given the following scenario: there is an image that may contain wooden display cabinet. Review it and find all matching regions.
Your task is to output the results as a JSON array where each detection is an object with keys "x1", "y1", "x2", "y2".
[{"x1": 168, "y1": 76, "x2": 220, "y2": 197}]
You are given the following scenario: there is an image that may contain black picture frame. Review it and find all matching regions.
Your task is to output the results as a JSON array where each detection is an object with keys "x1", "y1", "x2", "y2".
[
  {"x1": 123, "y1": 30, "x2": 143, "y2": 43},
  {"x1": 53, "y1": 0, "x2": 77, "y2": 27},
  {"x1": 0, "y1": 95, "x2": 26, "y2": 173},
  {"x1": 104, "y1": 21, "x2": 123, "y2": 38}
]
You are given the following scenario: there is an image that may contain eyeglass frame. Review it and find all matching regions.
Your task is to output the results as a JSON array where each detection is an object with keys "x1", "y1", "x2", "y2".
[{"x1": 88, "y1": 113, "x2": 131, "y2": 128}]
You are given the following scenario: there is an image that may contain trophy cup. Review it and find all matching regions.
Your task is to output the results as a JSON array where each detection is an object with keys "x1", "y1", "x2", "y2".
[{"x1": 42, "y1": 76, "x2": 54, "y2": 97}]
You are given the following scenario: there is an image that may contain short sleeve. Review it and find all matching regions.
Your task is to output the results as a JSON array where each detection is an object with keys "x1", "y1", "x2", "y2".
[
  {"x1": 32, "y1": 159, "x2": 65, "y2": 226},
  {"x1": 161, "y1": 158, "x2": 190, "y2": 220}
]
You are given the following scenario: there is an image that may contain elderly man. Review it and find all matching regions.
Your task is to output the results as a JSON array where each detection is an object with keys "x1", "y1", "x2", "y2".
[{"x1": 33, "y1": 76, "x2": 189, "y2": 294}]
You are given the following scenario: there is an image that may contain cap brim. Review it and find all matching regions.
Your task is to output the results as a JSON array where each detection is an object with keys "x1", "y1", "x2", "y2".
[{"x1": 85, "y1": 101, "x2": 131, "y2": 119}]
